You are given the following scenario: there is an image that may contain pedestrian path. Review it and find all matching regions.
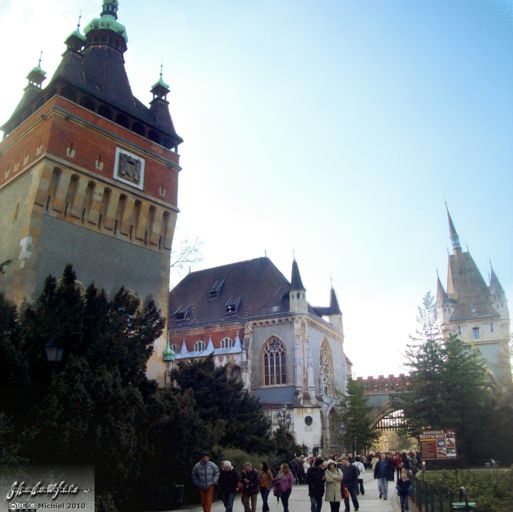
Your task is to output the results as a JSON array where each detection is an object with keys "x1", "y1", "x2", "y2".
[{"x1": 178, "y1": 470, "x2": 409, "y2": 512}]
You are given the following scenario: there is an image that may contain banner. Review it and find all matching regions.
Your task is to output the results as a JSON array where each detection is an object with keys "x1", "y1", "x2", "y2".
[{"x1": 419, "y1": 429, "x2": 457, "y2": 460}]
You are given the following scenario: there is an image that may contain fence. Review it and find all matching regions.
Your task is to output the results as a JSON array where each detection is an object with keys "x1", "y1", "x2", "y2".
[{"x1": 413, "y1": 479, "x2": 476, "y2": 511}]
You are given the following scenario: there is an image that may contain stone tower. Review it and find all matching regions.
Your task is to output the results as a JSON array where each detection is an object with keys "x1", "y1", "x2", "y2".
[
  {"x1": 436, "y1": 208, "x2": 512, "y2": 389},
  {"x1": 0, "y1": 0, "x2": 182, "y2": 383}
]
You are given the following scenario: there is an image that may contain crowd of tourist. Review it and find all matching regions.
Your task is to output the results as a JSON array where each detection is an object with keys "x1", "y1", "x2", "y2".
[{"x1": 192, "y1": 451, "x2": 421, "y2": 512}]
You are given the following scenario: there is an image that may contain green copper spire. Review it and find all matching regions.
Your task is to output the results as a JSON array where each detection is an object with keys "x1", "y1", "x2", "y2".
[
  {"x1": 101, "y1": 0, "x2": 119, "y2": 19},
  {"x1": 84, "y1": 0, "x2": 128, "y2": 43},
  {"x1": 27, "y1": 51, "x2": 46, "y2": 88},
  {"x1": 163, "y1": 339, "x2": 175, "y2": 362}
]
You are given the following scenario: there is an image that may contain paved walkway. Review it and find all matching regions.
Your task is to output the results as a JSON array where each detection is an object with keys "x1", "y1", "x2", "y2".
[{"x1": 180, "y1": 470, "x2": 409, "y2": 512}]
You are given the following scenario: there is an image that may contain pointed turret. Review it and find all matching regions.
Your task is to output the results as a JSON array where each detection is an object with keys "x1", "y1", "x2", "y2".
[
  {"x1": 149, "y1": 66, "x2": 177, "y2": 135},
  {"x1": 1, "y1": 54, "x2": 46, "y2": 134},
  {"x1": 64, "y1": 15, "x2": 86, "y2": 53},
  {"x1": 289, "y1": 258, "x2": 307, "y2": 314},
  {"x1": 329, "y1": 287, "x2": 341, "y2": 315},
  {"x1": 436, "y1": 271, "x2": 448, "y2": 305},
  {"x1": 446, "y1": 204, "x2": 462, "y2": 254},
  {"x1": 291, "y1": 259, "x2": 306, "y2": 291},
  {"x1": 489, "y1": 263, "x2": 506, "y2": 300}
]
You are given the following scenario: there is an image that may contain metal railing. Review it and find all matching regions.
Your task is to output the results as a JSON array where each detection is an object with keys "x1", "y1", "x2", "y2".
[{"x1": 413, "y1": 480, "x2": 476, "y2": 511}]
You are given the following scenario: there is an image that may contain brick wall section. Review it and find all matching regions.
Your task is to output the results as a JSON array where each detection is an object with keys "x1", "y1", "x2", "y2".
[
  {"x1": 1, "y1": 96, "x2": 180, "y2": 206},
  {"x1": 169, "y1": 324, "x2": 244, "y2": 351},
  {"x1": 356, "y1": 373, "x2": 410, "y2": 395}
]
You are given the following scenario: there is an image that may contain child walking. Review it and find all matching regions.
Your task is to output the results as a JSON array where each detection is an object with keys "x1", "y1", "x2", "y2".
[{"x1": 396, "y1": 470, "x2": 413, "y2": 512}]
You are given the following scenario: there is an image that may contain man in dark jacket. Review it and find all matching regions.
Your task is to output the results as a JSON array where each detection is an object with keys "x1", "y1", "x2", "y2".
[
  {"x1": 341, "y1": 457, "x2": 359, "y2": 512},
  {"x1": 373, "y1": 453, "x2": 394, "y2": 500},
  {"x1": 218, "y1": 460, "x2": 239, "y2": 512},
  {"x1": 306, "y1": 457, "x2": 325, "y2": 512},
  {"x1": 241, "y1": 462, "x2": 260, "y2": 512}
]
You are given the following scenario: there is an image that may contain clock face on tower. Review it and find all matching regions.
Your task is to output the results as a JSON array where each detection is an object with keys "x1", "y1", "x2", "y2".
[{"x1": 113, "y1": 147, "x2": 145, "y2": 190}]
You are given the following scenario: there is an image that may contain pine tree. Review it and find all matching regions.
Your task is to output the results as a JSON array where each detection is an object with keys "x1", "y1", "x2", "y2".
[
  {"x1": 342, "y1": 380, "x2": 379, "y2": 454},
  {"x1": 394, "y1": 292, "x2": 494, "y2": 461}
]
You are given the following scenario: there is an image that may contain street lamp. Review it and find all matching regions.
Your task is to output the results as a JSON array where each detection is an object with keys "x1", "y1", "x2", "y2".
[
  {"x1": 45, "y1": 339, "x2": 64, "y2": 363},
  {"x1": 276, "y1": 404, "x2": 292, "y2": 429}
]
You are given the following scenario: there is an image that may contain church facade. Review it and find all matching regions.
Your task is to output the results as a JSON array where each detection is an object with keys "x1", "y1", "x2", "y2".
[
  {"x1": 0, "y1": 1, "x2": 181, "y2": 383},
  {"x1": 167, "y1": 257, "x2": 351, "y2": 452},
  {"x1": 436, "y1": 210, "x2": 512, "y2": 389}
]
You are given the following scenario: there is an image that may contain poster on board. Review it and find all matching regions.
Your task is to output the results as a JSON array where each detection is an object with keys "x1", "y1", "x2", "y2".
[{"x1": 419, "y1": 430, "x2": 457, "y2": 460}]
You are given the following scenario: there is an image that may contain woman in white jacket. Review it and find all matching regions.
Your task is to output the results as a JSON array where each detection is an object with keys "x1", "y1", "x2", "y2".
[{"x1": 324, "y1": 460, "x2": 343, "y2": 512}]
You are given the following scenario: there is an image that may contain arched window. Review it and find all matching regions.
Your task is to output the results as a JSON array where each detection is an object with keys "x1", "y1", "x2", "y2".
[
  {"x1": 194, "y1": 340, "x2": 206, "y2": 352},
  {"x1": 263, "y1": 337, "x2": 286, "y2": 386},
  {"x1": 171, "y1": 344, "x2": 179, "y2": 354},
  {"x1": 220, "y1": 337, "x2": 233, "y2": 349},
  {"x1": 320, "y1": 340, "x2": 334, "y2": 396},
  {"x1": 231, "y1": 365, "x2": 242, "y2": 382}
]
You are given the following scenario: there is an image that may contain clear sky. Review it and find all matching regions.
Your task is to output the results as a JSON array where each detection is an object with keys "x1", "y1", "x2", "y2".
[{"x1": 1, "y1": 0, "x2": 512, "y2": 378}]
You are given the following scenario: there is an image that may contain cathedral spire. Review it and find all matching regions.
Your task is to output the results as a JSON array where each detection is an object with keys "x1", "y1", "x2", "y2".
[
  {"x1": 329, "y1": 286, "x2": 342, "y2": 315},
  {"x1": 446, "y1": 203, "x2": 461, "y2": 253}
]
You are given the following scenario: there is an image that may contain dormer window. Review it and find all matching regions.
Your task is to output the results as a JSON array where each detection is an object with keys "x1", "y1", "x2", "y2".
[
  {"x1": 173, "y1": 305, "x2": 192, "y2": 321},
  {"x1": 225, "y1": 296, "x2": 241, "y2": 315},
  {"x1": 208, "y1": 279, "x2": 224, "y2": 299},
  {"x1": 194, "y1": 340, "x2": 206, "y2": 352},
  {"x1": 220, "y1": 337, "x2": 234, "y2": 349}
]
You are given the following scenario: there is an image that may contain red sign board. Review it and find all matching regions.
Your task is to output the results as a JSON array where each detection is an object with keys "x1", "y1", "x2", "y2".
[{"x1": 419, "y1": 430, "x2": 457, "y2": 460}]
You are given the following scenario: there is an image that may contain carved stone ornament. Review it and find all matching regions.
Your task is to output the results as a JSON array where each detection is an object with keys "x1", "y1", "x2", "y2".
[{"x1": 114, "y1": 147, "x2": 145, "y2": 190}]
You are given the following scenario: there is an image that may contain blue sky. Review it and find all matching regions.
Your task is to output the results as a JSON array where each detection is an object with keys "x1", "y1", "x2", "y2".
[{"x1": 1, "y1": 0, "x2": 512, "y2": 377}]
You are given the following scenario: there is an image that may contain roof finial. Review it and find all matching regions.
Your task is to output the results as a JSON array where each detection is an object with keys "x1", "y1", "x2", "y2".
[
  {"x1": 445, "y1": 203, "x2": 461, "y2": 253},
  {"x1": 160, "y1": 61, "x2": 164, "y2": 80},
  {"x1": 38, "y1": 50, "x2": 43, "y2": 68},
  {"x1": 77, "y1": 11, "x2": 82, "y2": 30},
  {"x1": 330, "y1": 274, "x2": 333, "y2": 289}
]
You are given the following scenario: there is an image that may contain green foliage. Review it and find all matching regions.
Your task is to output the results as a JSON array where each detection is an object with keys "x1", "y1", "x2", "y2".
[
  {"x1": 341, "y1": 380, "x2": 379, "y2": 453},
  {"x1": 421, "y1": 468, "x2": 513, "y2": 512},
  {"x1": 271, "y1": 424, "x2": 307, "y2": 464},
  {"x1": 394, "y1": 292, "x2": 497, "y2": 462},
  {"x1": 171, "y1": 356, "x2": 273, "y2": 453}
]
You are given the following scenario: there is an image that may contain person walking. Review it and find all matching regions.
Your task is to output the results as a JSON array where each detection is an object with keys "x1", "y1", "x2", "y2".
[
  {"x1": 324, "y1": 460, "x2": 343, "y2": 512},
  {"x1": 192, "y1": 452, "x2": 220, "y2": 512},
  {"x1": 396, "y1": 470, "x2": 413, "y2": 511},
  {"x1": 341, "y1": 457, "x2": 359, "y2": 512},
  {"x1": 306, "y1": 457, "x2": 325, "y2": 512},
  {"x1": 352, "y1": 457, "x2": 365, "y2": 496},
  {"x1": 241, "y1": 462, "x2": 260, "y2": 512},
  {"x1": 218, "y1": 461, "x2": 239, "y2": 512},
  {"x1": 373, "y1": 453, "x2": 394, "y2": 500},
  {"x1": 258, "y1": 462, "x2": 274, "y2": 512},
  {"x1": 273, "y1": 463, "x2": 294, "y2": 512}
]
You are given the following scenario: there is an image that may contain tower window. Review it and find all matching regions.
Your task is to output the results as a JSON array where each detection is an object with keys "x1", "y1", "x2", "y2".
[
  {"x1": 457, "y1": 326, "x2": 461, "y2": 335},
  {"x1": 472, "y1": 327, "x2": 480, "y2": 340}
]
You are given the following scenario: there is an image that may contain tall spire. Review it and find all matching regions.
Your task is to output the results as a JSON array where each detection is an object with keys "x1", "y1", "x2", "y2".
[
  {"x1": 290, "y1": 259, "x2": 305, "y2": 291},
  {"x1": 445, "y1": 203, "x2": 461, "y2": 253},
  {"x1": 436, "y1": 270, "x2": 448, "y2": 304}
]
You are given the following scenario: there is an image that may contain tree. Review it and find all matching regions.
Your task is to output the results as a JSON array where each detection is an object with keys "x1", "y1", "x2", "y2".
[
  {"x1": 170, "y1": 236, "x2": 203, "y2": 272},
  {"x1": 170, "y1": 356, "x2": 273, "y2": 453},
  {"x1": 0, "y1": 259, "x2": 12, "y2": 274},
  {"x1": 342, "y1": 380, "x2": 379, "y2": 454},
  {"x1": 394, "y1": 292, "x2": 494, "y2": 461}
]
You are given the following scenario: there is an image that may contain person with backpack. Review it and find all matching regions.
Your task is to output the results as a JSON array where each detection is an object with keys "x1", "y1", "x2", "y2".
[{"x1": 352, "y1": 457, "x2": 365, "y2": 496}]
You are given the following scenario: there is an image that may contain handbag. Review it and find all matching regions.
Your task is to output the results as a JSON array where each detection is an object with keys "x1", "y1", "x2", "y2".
[{"x1": 341, "y1": 484, "x2": 349, "y2": 499}]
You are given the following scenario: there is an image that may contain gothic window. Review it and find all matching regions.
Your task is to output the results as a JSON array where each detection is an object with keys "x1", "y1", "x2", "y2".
[
  {"x1": 194, "y1": 340, "x2": 206, "y2": 352},
  {"x1": 220, "y1": 337, "x2": 233, "y2": 349},
  {"x1": 171, "y1": 344, "x2": 179, "y2": 353},
  {"x1": 319, "y1": 340, "x2": 334, "y2": 396},
  {"x1": 263, "y1": 337, "x2": 286, "y2": 386}
]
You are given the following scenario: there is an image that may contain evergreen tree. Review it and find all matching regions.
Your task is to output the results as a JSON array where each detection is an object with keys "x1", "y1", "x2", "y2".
[
  {"x1": 171, "y1": 356, "x2": 272, "y2": 452},
  {"x1": 342, "y1": 380, "x2": 379, "y2": 454},
  {"x1": 394, "y1": 292, "x2": 494, "y2": 461}
]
